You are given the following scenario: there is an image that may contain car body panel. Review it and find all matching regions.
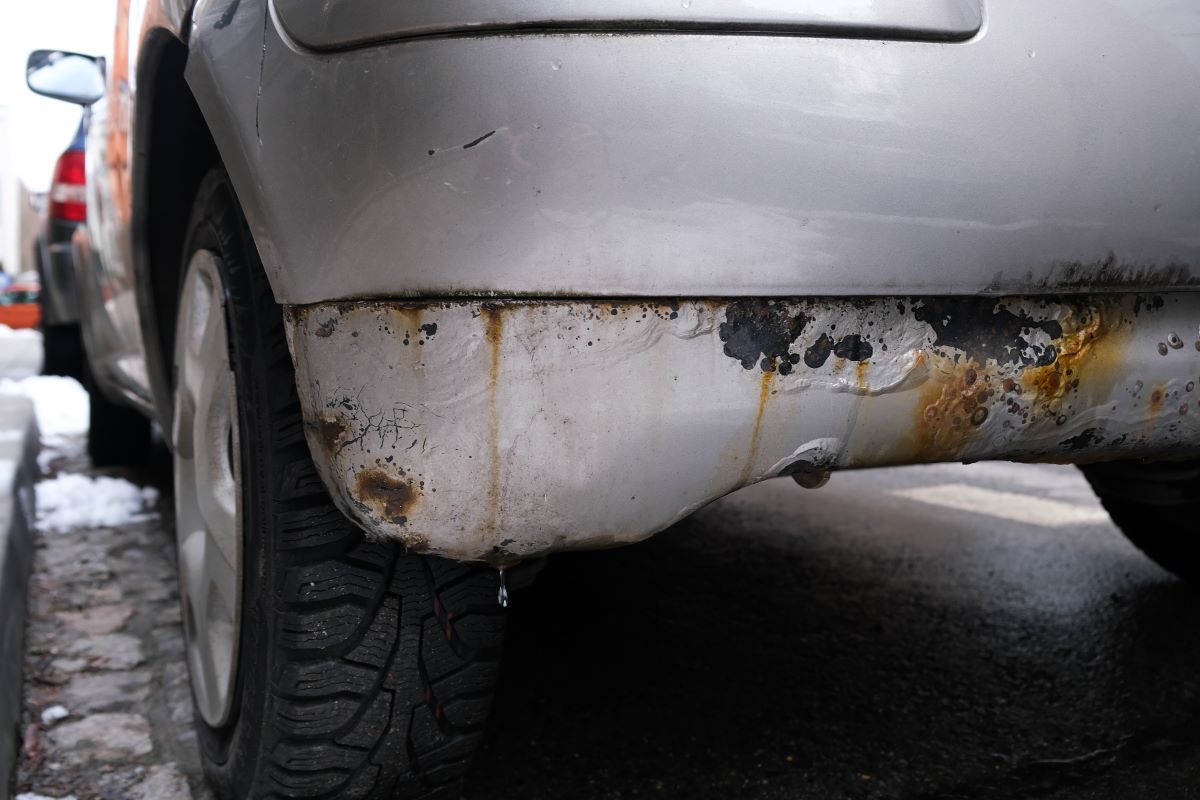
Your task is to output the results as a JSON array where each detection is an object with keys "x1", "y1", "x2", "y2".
[
  {"x1": 35, "y1": 119, "x2": 87, "y2": 327},
  {"x1": 38, "y1": 219, "x2": 82, "y2": 326},
  {"x1": 286, "y1": 293, "x2": 1200, "y2": 562},
  {"x1": 70, "y1": 0, "x2": 189, "y2": 409},
  {"x1": 0, "y1": 284, "x2": 42, "y2": 330},
  {"x1": 77, "y1": 87, "x2": 154, "y2": 409},
  {"x1": 273, "y1": 0, "x2": 984, "y2": 49},
  {"x1": 62, "y1": 0, "x2": 1200, "y2": 560},
  {"x1": 185, "y1": 0, "x2": 1200, "y2": 307}
]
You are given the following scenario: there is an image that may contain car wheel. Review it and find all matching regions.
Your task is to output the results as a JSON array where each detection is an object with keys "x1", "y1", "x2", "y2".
[
  {"x1": 173, "y1": 168, "x2": 506, "y2": 800},
  {"x1": 1080, "y1": 459, "x2": 1200, "y2": 582},
  {"x1": 84, "y1": 361, "x2": 152, "y2": 467}
]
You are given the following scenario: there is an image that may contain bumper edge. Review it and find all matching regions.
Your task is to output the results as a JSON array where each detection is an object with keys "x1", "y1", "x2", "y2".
[{"x1": 285, "y1": 295, "x2": 1200, "y2": 562}]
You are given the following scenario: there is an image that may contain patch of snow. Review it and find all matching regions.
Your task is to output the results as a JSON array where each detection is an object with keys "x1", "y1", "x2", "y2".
[
  {"x1": 17, "y1": 794, "x2": 78, "y2": 800},
  {"x1": 0, "y1": 375, "x2": 89, "y2": 439},
  {"x1": 0, "y1": 323, "x2": 41, "y2": 340},
  {"x1": 40, "y1": 705, "x2": 70, "y2": 726},
  {"x1": 36, "y1": 474, "x2": 159, "y2": 533}
]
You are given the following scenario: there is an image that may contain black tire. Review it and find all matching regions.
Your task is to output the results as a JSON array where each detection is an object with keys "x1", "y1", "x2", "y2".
[
  {"x1": 41, "y1": 322, "x2": 85, "y2": 380},
  {"x1": 184, "y1": 169, "x2": 506, "y2": 800},
  {"x1": 84, "y1": 361, "x2": 152, "y2": 468},
  {"x1": 1080, "y1": 459, "x2": 1200, "y2": 582}
]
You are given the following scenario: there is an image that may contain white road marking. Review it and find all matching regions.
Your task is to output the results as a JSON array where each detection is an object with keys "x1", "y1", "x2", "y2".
[{"x1": 889, "y1": 483, "x2": 1112, "y2": 528}]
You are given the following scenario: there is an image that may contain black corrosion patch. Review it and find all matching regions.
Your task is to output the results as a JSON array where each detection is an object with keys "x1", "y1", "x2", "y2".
[
  {"x1": 420, "y1": 322, "x2": 438, "y2": 337},
  {"x1": 719, "y1": 301, "x2": 810, "y2": 374},
  {"x1": 1059, "y1": 427, "x2": 1104, "y2": 452},
  {"x1": 912, "y1": 298, "x2": 1062, "y2": 367},
  {"x1": 803, "y1": 332, "x2": 873, "y2": 369},
  {"x1": 804, "y1": 333, "x2": 834, "y2": 368},
  {"x1": 833, "y1": 334, "x2": 873, "y2": 362}
]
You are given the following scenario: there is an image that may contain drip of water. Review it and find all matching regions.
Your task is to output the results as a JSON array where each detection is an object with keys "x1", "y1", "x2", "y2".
[{"x1": 498, "y1": 567, "x2": 509, "y2": 608}]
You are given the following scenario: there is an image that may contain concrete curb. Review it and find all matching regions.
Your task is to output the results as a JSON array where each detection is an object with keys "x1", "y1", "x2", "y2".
[{"x1": 0, "y1": 394, "x2": 39, "y2": 800}]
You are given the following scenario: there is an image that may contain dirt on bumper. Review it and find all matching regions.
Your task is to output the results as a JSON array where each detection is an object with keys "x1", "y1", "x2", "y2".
[{"x1": 285, "y1": 295, "x2": 1200, "y2": 562}]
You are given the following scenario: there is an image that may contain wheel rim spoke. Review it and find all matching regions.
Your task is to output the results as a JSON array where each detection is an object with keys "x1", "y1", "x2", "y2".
[{"x1": 173, "y1": 250, "x2": 242, "y2": 728}]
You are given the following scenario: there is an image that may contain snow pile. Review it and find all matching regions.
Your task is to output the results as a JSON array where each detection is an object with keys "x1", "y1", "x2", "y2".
[
  {"x1": 0, "y1": 375, "x2": 89, "y2": 439},
  {"x1": 17, "y1": 794, "x2": 77, "y2": 800},
  {"x1": 36, "y1": 473, "x2": 160, "y2": 533},
  {"x1": 40, "y1": 705, "x2": 69, "y2": 726},
  {"x1": 0, "y1": 322, "x2": 41, "y2": 340}
]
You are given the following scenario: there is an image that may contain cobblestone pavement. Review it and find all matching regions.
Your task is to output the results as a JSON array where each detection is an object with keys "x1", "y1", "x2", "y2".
[{"x1": 14, "y1": 444, "x2": 213, "y2": 800}]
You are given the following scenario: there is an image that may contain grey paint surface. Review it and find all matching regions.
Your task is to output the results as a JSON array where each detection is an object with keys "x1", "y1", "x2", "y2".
[
  {"x1": 184, "y1": 0, "x2": 1200, "y2": 305},
  {"x1": 273, "y1": 0, "x2": 984, "y2": 48},
  {"x1": 0, "y1": 395, "x2": 39, "y2": 800}
]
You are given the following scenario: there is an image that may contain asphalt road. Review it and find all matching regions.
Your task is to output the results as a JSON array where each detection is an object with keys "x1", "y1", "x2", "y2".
[{"x1": 464, "y1": 464, "x2": 1200, "y2": 800}]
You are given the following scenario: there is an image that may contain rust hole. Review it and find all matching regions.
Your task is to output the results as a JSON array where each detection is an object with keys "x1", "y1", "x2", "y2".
[
  {"x1": 355, "y1": 467, "x2": 419, "y2": 525},
  {"x1": 318, "y1": 413, "x2": 348, "y2": 453}
]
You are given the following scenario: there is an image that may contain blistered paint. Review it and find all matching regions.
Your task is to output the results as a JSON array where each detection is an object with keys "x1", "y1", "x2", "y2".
[{"x1": 285, "y1": 295, "x2": 1200, "y2": 563}]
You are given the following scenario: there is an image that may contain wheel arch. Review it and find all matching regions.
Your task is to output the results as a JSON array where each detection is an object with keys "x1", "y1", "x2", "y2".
[{"x1": 131, "y1": 27, "x2": 219, "y2": 431}]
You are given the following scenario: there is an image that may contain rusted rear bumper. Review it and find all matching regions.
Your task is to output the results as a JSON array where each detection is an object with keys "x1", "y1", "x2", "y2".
[{"x1": 285, "y1": 295, "x2": 1200, "y2": 562}]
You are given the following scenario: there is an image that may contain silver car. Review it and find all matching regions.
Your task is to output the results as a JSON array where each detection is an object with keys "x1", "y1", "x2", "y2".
[{"x1": 26, "y1": 1, "x2": 1200, "y2": 797}]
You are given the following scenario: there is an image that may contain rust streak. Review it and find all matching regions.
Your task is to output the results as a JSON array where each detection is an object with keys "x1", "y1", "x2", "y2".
[
  {"x1": 741, "y1": 370, "x2": 775, "y2": 484},
  {"x1": 855, "y1": 360, "x2": 870, "y2": 393},
  {"x1": 482, "y1": 306, "x2": 505, "y2": 533},
  {"x1": 388, "y1": 305, "x2": 423, "y2": 344}
]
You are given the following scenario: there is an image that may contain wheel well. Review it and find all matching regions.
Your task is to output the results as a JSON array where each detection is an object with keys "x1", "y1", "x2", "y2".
[{"x1": 134, "y1": 31, "x2": 219, "y2": 426}]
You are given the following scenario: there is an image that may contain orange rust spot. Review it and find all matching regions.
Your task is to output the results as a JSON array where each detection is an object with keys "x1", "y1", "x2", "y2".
[
  {"x1": 1148, "y1": 384, "x2": 1167, "y2": 420},
  {"x1": 386, "y1": 305, "x2": 426, "y2": 347},
  {"x1": 355, "y1": 467, "x2": 419, "y2": 525},
  {"x1": 906, "y1": 299, "x2": 1133, "y2": 465},
  {"x1": 1019, "y1": 301, "x2": 1127, "y2": 404},
  {"x1": 481, "y1": 306, "x2": 505, "y2": 532},
  {"x1": 910, "y1": 359, "x2": 992, "y2": 461},
  {"x1": 390, "y1": 305, "x2": 423, "y2": 326},
  {"x1": 855, "y1": 360, "x2": 870, "y2": 392},
  {"x1": 740, "y1": 370, "x2": 775, "y2": 484}
]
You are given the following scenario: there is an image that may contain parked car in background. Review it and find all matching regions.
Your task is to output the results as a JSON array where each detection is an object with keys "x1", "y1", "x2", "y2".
[
  {"x1": 26, "y1": 2, "x2": 1200, "y2": 798},
  {"x1": 33, "y1": 116, "x2": 88, "y2": 378},
  {"x1": 0, "y1": 278, "x2": 41, "y2": 330}
]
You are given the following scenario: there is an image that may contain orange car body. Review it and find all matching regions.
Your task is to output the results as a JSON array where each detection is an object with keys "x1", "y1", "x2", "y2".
[{"x1": 0, "y1": 283, "x2": 42, "y2": 330}]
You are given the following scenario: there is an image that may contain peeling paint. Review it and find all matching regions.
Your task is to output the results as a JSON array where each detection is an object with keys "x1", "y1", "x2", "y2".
[
  {"x1": 285, "y1": 294, "x2": 1200, "y2": 562},
  {"x1": 718, "y1": 300, "x2": 808, "y2": 374},
  {"x1": 912, "y1": 297, "x2": 1062, "y2": 367}
]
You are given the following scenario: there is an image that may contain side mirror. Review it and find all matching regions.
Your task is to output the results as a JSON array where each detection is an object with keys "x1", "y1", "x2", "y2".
[{"x1": 26, "y1": 49, "x2": 105, "y2": 106}]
